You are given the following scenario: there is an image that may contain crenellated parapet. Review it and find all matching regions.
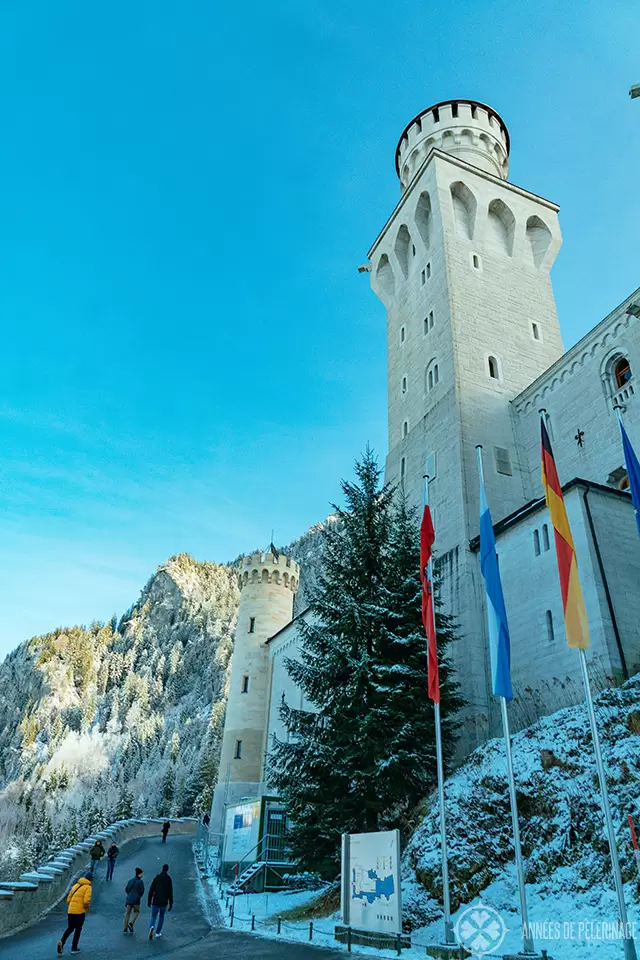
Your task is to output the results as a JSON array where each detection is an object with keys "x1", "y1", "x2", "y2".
[
  {"x1": 396, "y1": 99, "x2": 510, "y2": 191},
  {"x1": 238, "y1": 552, "x2": 299, "y2": 592}
]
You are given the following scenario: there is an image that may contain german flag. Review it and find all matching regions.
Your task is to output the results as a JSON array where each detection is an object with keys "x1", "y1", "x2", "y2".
[{"x1": 541, "y1": 419, "x2": 590, "y2": 649}]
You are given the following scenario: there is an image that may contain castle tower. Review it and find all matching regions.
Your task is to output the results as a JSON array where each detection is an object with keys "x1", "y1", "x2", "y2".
[
  {"x1": 368, "y1": 99, "x2": 565, "y2": 747},
  {"x1": 211, "y1": 551, "x2": 298, "y2": 831}
]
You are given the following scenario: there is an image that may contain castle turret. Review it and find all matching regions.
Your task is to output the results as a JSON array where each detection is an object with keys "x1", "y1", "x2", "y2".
[
  {"x1": 396, "y1": 99, "x2": 509, "y2": 192},
  {"x1": 211, "y1": 550, "x2": 298, "y2": 831}
]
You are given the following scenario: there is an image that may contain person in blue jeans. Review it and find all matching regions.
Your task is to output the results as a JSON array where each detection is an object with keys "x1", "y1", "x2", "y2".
[
  {"x1": 148, "y1": 864, "x2": 173, "y2": 940},
  {"x1": 106, "y1": 842, "x2": 119, "y2": 881}
]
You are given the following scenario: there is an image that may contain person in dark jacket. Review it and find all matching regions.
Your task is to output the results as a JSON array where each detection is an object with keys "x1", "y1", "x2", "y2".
[
  {"x1": 123, "y1": 867, "x2": 144, "y2": 934},
  {"x1": 161, "y1": 820, "x2": 171, "y2": 843},
  {"x1": 148, "y1": 864, "x2": 173, "y2": 940},
  {"x1": 89, "y1": 840, "x2": 105, "y2": 877},
  {"x1": 106, "y1": 842, "x2": 119, "y2": 881}
]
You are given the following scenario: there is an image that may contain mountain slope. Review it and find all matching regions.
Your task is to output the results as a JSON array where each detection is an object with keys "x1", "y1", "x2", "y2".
[{"x1": 0, "y1": 554, "x2": 239, "y2": 880}]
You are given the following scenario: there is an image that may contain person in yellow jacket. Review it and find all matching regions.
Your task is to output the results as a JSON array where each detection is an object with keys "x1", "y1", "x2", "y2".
[{"x1": 57, "y1": 871, "x2": 93, "y2": 955}]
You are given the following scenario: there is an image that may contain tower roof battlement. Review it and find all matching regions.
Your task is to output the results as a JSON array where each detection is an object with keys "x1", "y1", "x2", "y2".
[
  {"x1": 238, "y1": 552, "x2": 299, "y2": 592},
  {"x1": 396, "y1": 99, "x2": 510, "y2": 192}
]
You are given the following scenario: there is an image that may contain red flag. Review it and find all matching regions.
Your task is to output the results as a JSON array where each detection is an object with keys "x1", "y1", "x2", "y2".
[{"x1": 420, "y1": 501, "x2": 440, "y2": 703}]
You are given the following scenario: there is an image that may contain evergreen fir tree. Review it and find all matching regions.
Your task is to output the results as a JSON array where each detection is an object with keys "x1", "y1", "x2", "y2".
[{"x1": 268, "y1": 450, "x2": 464, "y2": 873}]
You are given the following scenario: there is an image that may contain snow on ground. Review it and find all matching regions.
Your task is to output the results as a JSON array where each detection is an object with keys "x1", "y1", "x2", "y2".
[
  {"x1": 203, "y1": 677, "x2": 640, "y2": 957},
  {"x1": 208, "y1": 874, "x2": 639, "y2": 959}
]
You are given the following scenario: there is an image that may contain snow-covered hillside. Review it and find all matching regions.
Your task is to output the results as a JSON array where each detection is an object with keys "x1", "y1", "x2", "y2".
[
  {"x1": 0, "y1": 554, "x2": 239, "y2": 880},
  {"x1": 0, "y1": 519, "x2": 334, "y2": 883},
  {"x1": 403, "y1": 675, "x2": 640, "y2": 932}
]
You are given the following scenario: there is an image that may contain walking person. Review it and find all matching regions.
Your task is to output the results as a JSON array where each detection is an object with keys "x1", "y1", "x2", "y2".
[
  {"x1": 57, "y1": 871, "x2": 92, "y2": 955},
  {"x1": 106, "y1": 841, "x2": 119, "y2": 881},
  {"x1": 148, "y1": 863, "x2": 173, "y2": 940},
  {"x1": 89, "y1": 839, "x2": 106, "y2": 877},
  {"x1": 161, "y1": 820, "x2": 171, "y2": 844},
  {"x1": 123, "y1": 867, "x2": 144, "y2": 935}
]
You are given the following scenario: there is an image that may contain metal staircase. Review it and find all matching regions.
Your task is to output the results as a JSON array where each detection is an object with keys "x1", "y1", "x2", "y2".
[{"x1": 227, "y1": 859, "x2": 266, "y2": 896}]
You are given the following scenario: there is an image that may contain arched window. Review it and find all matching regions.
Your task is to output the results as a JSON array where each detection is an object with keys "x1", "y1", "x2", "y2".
[
  {"x1": 402, "y1": 420, "x2": 409, "y2": 440},
  {"x1": 615, "y1": 357, "x2": 631, "y2": 387},
  {"x1": 487, "y1": 199, "x2": 515, "y2": 256},
  {"x1": 533, "y1": 529, "x2": 540, "y2": 556},
  {"x1": 546, "y1": 610, "x2": 555, "y2": 643},
  {"x1": 488, "y1": 356, "x2": 499, "y2": 380},
  {"x1": 400, "y1": 326, "x2": 406, "y2": 344},
  {"x1": 526, "y1": 215, "x2": 552, "y2": 268},
  {"x1": 434, "y1": 364, "x2": 439, "y2": 384},
  {"x1": 401, "y1": 376, "x2": 407, "y2": 394},
  {"x1": 450, "y1": 181, "x2": 477, "y2": 240},
  {"x1": 428, "y1": 371, "x2": 433, "y2": 390},
  {"x1": 376, "y1": 254, "x2": 395, "y2": 298},
  {"x1": 426, "y1": 361, "x2": 439, "y2": 392},
  {"x1": 415, "y1": 191, "x2": 432, "y2": 248},
  {"x1": 542, "y1": 524, "x2": 550, "y2": 552},
  {"x1": 394, "y1": 225, "x2": 412, "y2": 279}
]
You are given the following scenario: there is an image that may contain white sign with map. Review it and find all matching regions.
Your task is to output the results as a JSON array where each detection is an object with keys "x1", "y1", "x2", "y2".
[{"x1": 341, "y1": 829, "x2": 401, "y2": 934}]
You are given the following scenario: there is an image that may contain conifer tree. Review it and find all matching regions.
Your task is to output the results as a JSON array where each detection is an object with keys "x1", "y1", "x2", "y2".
[{"x1": 268, "y1": 450, "x2": 464, "y2": 873}]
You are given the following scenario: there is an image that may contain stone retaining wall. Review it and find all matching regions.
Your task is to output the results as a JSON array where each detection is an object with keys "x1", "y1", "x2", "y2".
[{"x1": 0, "y1": 816, "x2": 197, "y2": 938}]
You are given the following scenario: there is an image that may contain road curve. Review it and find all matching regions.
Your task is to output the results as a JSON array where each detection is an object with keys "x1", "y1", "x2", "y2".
[{"x1": 0, "y1": 833, "x2": 345, "y2": 959}]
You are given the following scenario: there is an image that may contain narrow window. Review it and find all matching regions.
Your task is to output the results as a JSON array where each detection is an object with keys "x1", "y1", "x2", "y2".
[
  {"x1": 426, "y1": 262, "x2": 431, "y2": 278},
  {"x1": 434, "y1": 364, "x2": 439, "y2": 385},
  {"x1": 488, "y1": 356, "x2": 499, "y2": 379},
  {"x1": 542, "y1": 524, "x2": 550, "y2": 552},
  {"x1": 494, "y1": 446, "x2": 512, "y2": 476},
  {"x1": 533, "y1": 530, "x2": 541, "y2": 556},
  {"x1": 471, "y1": 105, "x2": 477, "y2": 119},
  {"x1": 425, "y1": 452, "x2": 437, "y2": 481},
  {"x1": 451, "y1": 103, "x2": 458, "y2": 118},
  {"x1": 241, "y1": 675, "x2": 249, "y2": 693},
  {"x1": 429, "y1": 311, "x2": 434, "y2": 330},
  {"x1": 412, "y1": 243, "x2": 416, "y2": 256},
  {"x1": 615, "y1": 357, "x2": 631, "y2": 387},
  {"x1": 428, "y1": 371, "x2": 434, "y2": 391},
  {"x1": 433, "y1": 106, "x2": 440, "y2": 122},
  {"x1": 546, "y1": 610, "x2": 555, "y2": 643},
  {"x1": 532, "y1": 322, "x2": 540, "y2": 341},
  {"x1": 248, "y1": 617, "x2": 255, "y2": 633},
  {"x1": 402, "y1": 420, "x2": 408, "y2": 439},
  {"x1": 234, "y1": 740, "x2": 242, "y2": 759},
  {"x1": 400, "y1": 457, "x2": 406, "y2": 481},
  {"x1": 473, "y1": 254, "x2": 480, "y2": 269},
  {"x1": 421, "y1": 269, "x2": 426, "y2": 285},
  {"x1": 400, "y1": 326, "x2": 405, "y2": 343},
  {"x1": 401, "y1": 376, "x2": 407, "y2": 394}
]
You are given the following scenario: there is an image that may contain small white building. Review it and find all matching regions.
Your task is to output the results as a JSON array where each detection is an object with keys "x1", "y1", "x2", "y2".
[{"x1": 212, "y1": 99, "x2": 640, "y2": 841}]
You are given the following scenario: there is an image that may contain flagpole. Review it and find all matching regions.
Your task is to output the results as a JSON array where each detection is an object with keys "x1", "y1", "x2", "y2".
[
  {"x1": 538, "y1": 411, "x2": 637, "y2": 960},
  {"x1": 424, "y1": 474, "x2": 454, "y2": 946},
  {"x1": 579, "y1": 648, "x2": 637, "y2": 960},
  {"x1": 476, "y1": 446, "x2": 535, "y2": 955}
]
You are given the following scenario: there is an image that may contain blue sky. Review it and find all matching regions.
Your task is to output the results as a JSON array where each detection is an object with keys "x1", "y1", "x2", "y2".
[{"x1": 0, "y1": 0, "x2": 638, "y2": 657}]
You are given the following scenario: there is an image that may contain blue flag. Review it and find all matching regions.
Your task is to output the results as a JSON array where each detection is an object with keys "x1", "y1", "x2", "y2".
[
  {"x1": 479, "y1": 475, "x2": 513, "y2": 701},
  {"x1": 619, "y1": 420, "x2": 640, "y2": 537}
]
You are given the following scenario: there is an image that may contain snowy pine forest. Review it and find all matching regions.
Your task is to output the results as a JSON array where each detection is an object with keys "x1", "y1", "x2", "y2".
[
  {"x1": 0, "y1": 553, "x2": 240, "y2": 880},
  {"x1": 0, "y1": 518, "x2": 331, "y2": 883}
]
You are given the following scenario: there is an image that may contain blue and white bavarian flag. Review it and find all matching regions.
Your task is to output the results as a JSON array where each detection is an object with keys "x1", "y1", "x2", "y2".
[
  {"x1": 479, "y1": 474, "x2": 513, "y2": 701},
  {"x1": 619, "y1": 420, "x2": 640, "y2": 537}
]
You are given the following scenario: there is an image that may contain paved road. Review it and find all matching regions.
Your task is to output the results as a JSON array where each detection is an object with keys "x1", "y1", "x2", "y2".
[{"x1": 1, "y1": 834, "x2": 345, "y2": 959}]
